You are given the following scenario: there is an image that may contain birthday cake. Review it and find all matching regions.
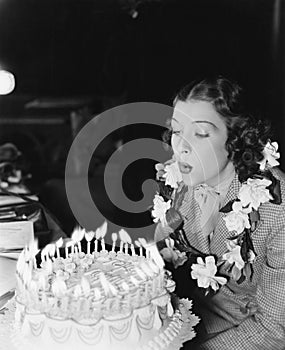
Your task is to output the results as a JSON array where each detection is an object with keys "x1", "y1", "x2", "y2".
[{"x1": 13, "y1": 225, "x2": 199, "y2": 350}]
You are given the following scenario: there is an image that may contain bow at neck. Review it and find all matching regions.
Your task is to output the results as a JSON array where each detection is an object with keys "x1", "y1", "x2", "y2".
[{"x1": 193, "y1": 170, "x2": 236, "y2": 237}]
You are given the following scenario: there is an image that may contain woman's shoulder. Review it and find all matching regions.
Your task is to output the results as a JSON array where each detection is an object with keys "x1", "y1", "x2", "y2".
[{"x1": 271, "y1": 166, "x2": 285, "y2": 180}]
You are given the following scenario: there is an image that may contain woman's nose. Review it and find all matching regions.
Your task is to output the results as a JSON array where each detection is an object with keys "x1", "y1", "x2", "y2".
[{"x1": 176, "y1": 137, "x2": 191, "y2": 155}]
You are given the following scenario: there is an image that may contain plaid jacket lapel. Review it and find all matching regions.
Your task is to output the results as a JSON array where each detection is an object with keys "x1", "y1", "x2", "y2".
[
  {"x1": 179, "y1": 187, "x2": 211, "y2": 254},
  {"x1": 210, "y1": 173, "x2": 242, "y2": 257}
]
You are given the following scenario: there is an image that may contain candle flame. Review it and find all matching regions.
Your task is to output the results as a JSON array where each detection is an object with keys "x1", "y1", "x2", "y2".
[
  {"x1": 118, "y1": 228, "x2": 131, "y2": 243},
  {"x1": 72, "y1": 227, "x2": 85, "y2": 242},
  {"x1": 95, "y1": 221, "x2": 108, "y2": 239},
  {"x1": 138, "y1": 237, "x2": 147, "y2": 247},
  {"x1": 66, "y1": 240, "x2": 73, "y2": 248},
  {"x1": 134, "y1": 240, "x2": 141, "y2": 247},
  {"x1": 85, "y1": 230, "x2": 95, "y2": 242}
]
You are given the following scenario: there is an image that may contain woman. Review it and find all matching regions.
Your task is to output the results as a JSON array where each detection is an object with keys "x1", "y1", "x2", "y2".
[{"x1": 153, "y1": 76, "x2": 285, "y2": 349}]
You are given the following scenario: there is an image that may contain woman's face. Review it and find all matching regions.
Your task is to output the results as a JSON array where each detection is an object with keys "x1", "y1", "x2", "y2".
[{"x1": 171, "y1": 99, "x2": 232, "y2": 187}]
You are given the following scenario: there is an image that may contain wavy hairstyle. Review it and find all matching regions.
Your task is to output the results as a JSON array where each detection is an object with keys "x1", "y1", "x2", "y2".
[{"x1": 163, "y1": 76, "x2": 272, "y2": 183}]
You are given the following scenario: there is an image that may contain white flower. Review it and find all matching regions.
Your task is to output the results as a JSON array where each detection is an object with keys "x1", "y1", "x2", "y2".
[
  {"x1": 223, "y1": 202, "x2": 251, "y2": 234},
  {"x1": 152, "y1": 194, "x2": 171, "y2": 227},
  {"x1": 238, "y1": 178, "x2": 273, "y2": 210},
  {"x1": 222, "y1": 240, "x2": 245, "y2": 270},
  {"x1": 163, "y1": 161, "x2": 183, "y2": 188},
  {"x1": 191, "y1": 256, "x2": 227, "y2": 291},
  {"x1": 258, "y1": 141, "x2": 280, "y2": 171}
]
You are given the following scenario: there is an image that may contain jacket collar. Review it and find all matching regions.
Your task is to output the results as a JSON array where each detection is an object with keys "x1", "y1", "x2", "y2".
[{"x1": 210, "y1": 172, "x2": 241, "y2": 256}]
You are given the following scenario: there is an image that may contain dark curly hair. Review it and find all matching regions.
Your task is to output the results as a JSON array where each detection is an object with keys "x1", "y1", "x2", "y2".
[{"x1": 164, "y1": 76, "x2": 272, "y2": 183}]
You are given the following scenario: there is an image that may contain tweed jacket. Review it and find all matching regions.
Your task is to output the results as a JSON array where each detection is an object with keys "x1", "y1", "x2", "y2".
[{"x1": 163, "y1": 168, "x2": 285, "y2": 350}]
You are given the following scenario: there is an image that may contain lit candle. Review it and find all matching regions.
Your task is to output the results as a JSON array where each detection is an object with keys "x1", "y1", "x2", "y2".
[
  {"x1": 145, "y1": 242, "x2": 165, "y2": 270},
  {"x1": 41, "y1": 247, "x2": 47, "y2": 263},
  {"x1": 55, "y1": 238, "x2": 63, "y2": 259},
  {"x1": 45, "y1": 257, "x2": 53, "y2": 274},
  {"x1": 85, "y1": 230, "x2": 95, "y2": 255},
  {"x1": 99, "y1": 221, "x2": 107, "y2": 252},
  {"x1": 47, "y1": 244, "x2": 56, "y2": 260},
  {"x1": 124, "y1": 243, "x2": 128, "y2": 255},
  {"x1": 111, "y1": 233, "x2": 117, "y2": 252},
  {"x1": 135, "y1": 240, "x2": 142, "y2": 257},
  {"x1": 118, "y1": 229, "x2": 127, "y2": 253},
  {"x1": 95, "y1": 226, "x2": 102, "y2": 252},
  {"x1": 71, "y1": 227, "x2": 85, "y2": 254},
  {"x1": 65, "y1": 240, "x2": 73, "y2": 259},
  {"x1": 33, "y1": 256, "x2": 37, "y2": 270},
  {"x1": 65, "y1": 245, "x2": 69, "y2": 259},
  {"x1": 138, "y1": 238, "x2": 147, "y2": 258},
  {"x1": 101, "y1": 237, "x2": 105, "y2": 251},
  {"x1": 123, "y1": 230, "x2": 132, "y2": 256},
  {"x1": 28, "y1": 240, "x2": 39, "y2": 270},
  {"x1": 131, "y1": 244, "x2": 136, "y2": 256}
]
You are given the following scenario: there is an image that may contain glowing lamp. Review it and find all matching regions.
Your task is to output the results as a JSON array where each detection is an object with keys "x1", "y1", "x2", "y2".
[{"x1": 0, "y1": 70, "x2": 15, "y2": 95}]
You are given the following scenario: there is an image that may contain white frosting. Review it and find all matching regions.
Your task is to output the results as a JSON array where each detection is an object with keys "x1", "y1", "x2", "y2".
[{"x1": 15, "y1": 249, "x2": 177, "y2": 350}]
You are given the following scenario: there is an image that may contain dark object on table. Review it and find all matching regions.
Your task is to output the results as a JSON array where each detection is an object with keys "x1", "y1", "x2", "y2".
[{"x1": 0, "y1": 197, "x2": 66, "y2": 248}]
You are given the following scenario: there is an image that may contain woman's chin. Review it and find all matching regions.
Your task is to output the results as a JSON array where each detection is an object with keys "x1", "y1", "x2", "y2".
[{"x1": 181, "y1": 174, "x2": 200, "y2": 187}]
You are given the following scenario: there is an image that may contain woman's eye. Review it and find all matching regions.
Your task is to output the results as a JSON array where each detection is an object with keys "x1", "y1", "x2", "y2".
[
  {"x1": 195, "y1": 132, "x2": 209, "y2": 138},
  {"x1": 172, "y1": 130, "x2": 181, "y2": 135}
]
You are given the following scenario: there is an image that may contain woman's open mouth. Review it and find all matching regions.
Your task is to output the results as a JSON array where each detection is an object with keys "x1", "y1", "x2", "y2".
[{"x1": 178, "y1": 162, "x2": 193, "y2": 174}]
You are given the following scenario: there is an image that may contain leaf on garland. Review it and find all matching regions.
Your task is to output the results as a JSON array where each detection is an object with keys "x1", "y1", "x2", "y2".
[
  {"x1": 232, "y1": 264, "x2": 242, "y2": 282},
  {"x1": 245, "y1": 230, "x2": 255, "y2": 255},
  {"x1": 249, "y1": 209, "x2": 260, "y2": 224},
  {"x1": 224, "y1": 261, "x2": 234, "y2": 275},
  {"x1": 219, "y1": 199, "x2": 236, "y2": 213},
  {"x1": 265, "y1": 171, "x2": 282, "y2": 205},
  {"x1": 236, "y1": 272, "x2": 246, "y2": 284},
  {"x1": 240, "y1": 234, "x2": 249, "y2": 262},
  {"x1": 205, "y1": 287, "x2": 211, "y2": 296},
  {"x1": 158, "y1": 181, "x2": 173, "y2": 201},
  {"x1": 170, "y1": 229, "x2": 189, "y2": 249},
  {"x1": 243, "y1": 262, "x2": 254, "y2": 281}
]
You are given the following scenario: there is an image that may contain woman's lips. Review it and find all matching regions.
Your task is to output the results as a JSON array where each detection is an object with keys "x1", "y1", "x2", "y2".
[{"x1": 178, "y1": 162, "x2": 193, "y2": 174}]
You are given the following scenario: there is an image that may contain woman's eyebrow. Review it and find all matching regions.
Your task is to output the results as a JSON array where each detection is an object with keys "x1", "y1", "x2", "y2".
[
  {"x1": 171, "y1": 118, "x2": 180, "y2": 124},
  {"x1": 192, "y1": 120, "x2": 218, "y2": 129}
]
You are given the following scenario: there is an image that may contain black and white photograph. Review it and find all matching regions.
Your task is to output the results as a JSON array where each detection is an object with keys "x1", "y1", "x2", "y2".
[{"x1": 0, "y1": 1, "x2": 284, "y2": 349}]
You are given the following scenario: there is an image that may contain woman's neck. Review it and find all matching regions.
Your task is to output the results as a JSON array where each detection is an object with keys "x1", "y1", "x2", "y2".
[{"x1": 205, "y1": 161, "x2": 235, "y2": 189}]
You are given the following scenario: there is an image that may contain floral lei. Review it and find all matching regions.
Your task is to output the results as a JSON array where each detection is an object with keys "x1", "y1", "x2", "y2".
[{"x1": 152, "y1": 141, "x2": 282, "y2": 294}]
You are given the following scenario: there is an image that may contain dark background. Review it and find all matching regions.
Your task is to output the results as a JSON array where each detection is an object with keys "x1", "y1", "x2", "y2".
[
  {"x1": 0, "y1": 0, "x2": 284, "y2": 233},
  {"x1": 0, "y1": 0, "x2": 283, "y2": 104}
]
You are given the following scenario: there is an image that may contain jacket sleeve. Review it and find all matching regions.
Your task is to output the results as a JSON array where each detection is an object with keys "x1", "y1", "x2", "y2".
[{"x1": 201, "y1": 217, "x2": 285, "y2": 350}]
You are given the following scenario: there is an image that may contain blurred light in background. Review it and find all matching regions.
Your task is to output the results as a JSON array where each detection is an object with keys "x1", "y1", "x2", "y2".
[{"x1": 0, "y1": 70, "x2": 15, "y2": 95}]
